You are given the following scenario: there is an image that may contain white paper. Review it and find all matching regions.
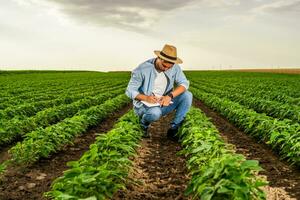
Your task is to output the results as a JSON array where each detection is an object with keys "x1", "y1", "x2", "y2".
[
  {"x1": 141, "y1": 101, "x2": 161, "y2": 107},
  {"x1": 141, "y1": 94, "x2": 173, "y2": 107}
]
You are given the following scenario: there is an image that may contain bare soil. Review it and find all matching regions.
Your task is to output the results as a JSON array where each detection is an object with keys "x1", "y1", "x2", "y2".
[
  {"x1": 0, "y1": 146, "x2": 10, "y2": 164},
  {"x1": 0, "y1": 103, "x2": 131, "y2": 200},
  {"x1": 114, "y1": 113, "x2": 191, "y2": 200},
  {"x1": 194, "y1": 99, "x2": 300, "y2": 200}
]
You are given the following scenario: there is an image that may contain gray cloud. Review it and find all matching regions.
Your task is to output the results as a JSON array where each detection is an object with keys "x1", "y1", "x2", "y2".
[
  {"x1": 253, "y1": 0, "x2": 300, "y2": 14},
  {"x1": 45, "y1": 0, "x2": 197, "y2": 32}
]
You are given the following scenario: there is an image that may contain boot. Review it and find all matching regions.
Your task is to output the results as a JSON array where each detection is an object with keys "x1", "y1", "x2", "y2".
[
  {"x1": 167, "y1": 120, "x2": 184, "y2": 141},
  {"x1": 142, "y1": 127, "x2": 151, "y2": 138},
  {"x1": 167, "y1": 127, "x2": 179, "y2": 141}
]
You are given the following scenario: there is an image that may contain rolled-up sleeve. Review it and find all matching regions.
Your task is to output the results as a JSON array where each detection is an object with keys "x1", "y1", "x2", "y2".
[
  {"x1": 175, "y1": 66, "x2": 189, "y2": 90},
  {"x1": 125, "y1": 68, "x2": 142, "y2": 100}
]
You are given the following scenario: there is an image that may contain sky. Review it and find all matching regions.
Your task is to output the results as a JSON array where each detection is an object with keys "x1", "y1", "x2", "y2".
[{"x1": 0, "y1": 0, "x2": 299, "y2": 71}]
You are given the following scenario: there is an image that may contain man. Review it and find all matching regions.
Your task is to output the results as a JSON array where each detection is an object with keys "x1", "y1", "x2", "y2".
[{"x1": 125, "y1": 44, "x2": 192, "y2": 140}]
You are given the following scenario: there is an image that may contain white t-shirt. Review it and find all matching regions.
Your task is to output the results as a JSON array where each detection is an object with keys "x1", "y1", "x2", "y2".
[
  {"x1": 152, "y1": 70, "x2": 167, "y2": 96},
  {"x1": 141, "y1": 69, "x2": 168, "y2": 107}
]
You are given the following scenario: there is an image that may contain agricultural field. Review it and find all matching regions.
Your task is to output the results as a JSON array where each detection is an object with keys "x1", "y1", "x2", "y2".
[
  {"x1": 0, "y1": 70, "x2": 299, "y2": 200},
  {"x1": 235, "y1": 69, "x2": 300, "y2": 74}
]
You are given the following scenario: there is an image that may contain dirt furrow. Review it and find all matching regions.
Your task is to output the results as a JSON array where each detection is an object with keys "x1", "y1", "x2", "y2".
[{"x1": 115, "y1": 113, "x2": 190, "y2": 200}]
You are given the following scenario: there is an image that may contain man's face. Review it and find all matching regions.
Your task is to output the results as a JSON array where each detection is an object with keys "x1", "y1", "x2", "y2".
[{"x1": 156, "y1": 58, "x2": 174, "y2": 71}]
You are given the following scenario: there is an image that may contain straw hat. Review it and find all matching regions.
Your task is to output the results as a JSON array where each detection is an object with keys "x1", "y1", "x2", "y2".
[{"x1": 154, "y1": 44, "x2": 183, "y2": 64}]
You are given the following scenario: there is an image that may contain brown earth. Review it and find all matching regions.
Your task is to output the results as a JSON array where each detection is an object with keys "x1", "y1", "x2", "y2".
[
  {"x1": 0, "y1": 103, "x2": 131, "y2": 200},
  {"x1": 0, "y1": 146, "x2": 11, "y2": 164},
  {"x1": 114, "y1": 113, "x2": 191, "y2": 200},
  {"x1": 193, "y1": 99, "x2": 300, "y2": 200}
]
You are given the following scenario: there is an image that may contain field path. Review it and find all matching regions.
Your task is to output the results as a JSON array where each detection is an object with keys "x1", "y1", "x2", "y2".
[
  {"x1": 194, "y1": 99, "x2": 300, "y2": 200},
  {"x1": 0, "y1": 104, "x2": 131, "y2": 200},
  {"x1": 115, "y1": 113, "x2": 190, "y2": 200}
]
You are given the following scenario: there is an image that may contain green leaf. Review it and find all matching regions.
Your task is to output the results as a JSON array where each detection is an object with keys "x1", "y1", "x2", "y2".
[{"x1": 240, "y1": 160, "x2": 262, "y2": 171}]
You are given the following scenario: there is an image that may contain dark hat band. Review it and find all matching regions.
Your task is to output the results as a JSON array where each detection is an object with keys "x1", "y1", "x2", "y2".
[{"x1": 160, "y1": 51, "x2": 177, "y2": 61}]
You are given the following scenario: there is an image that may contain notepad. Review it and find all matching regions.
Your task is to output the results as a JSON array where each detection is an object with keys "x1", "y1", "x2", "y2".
[{"x1": 141, "y1": 94, "x2": 173, "y2": 107}]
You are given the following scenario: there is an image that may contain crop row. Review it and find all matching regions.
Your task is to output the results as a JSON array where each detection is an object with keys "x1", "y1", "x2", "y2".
[
  {"x1": 0, "y1": 73, "x2": 115, "y2": 100},
  {"x1": 194, "y1": 79, "x2": 299, "y2": 105},
  {"x1": 189, "y1": 73, "x2": 300, "y2": 98},
  {"x1": 45, "y1": 110, "x2": 142, "y2": 200},
  {"x1": 191, "y1": 79, "x2": 300, "y2": 106},
  {"x1": 178, "y1": 107, "x2": 267, "y2": 199},
  {"x1": 1, "y1": 82, "x2": 64, "y2": 99},
  {"x1": 190, "y1": 87, "x2": 300, "y2": 166},
  {"x1": 0, "y1": 82, "x2": 103, "y2": 109},
  {"x1": 0, "y1": 88, "x2": 125, "y2": 146},
  {"x1": 0, "y1": 81, "x2": 76, "y2": 103},
  {"x1": 7, "y1": 94, "x2": 130, "y2": 166},
  {"x1": 191, "y1": 83, "x2": 300, "y2": 123},
  {"x1": 0, "y1": 83, "x2": 125, "y2": 120},
  {"x1": 0, "y1": 80, "x2": 127, "y2": 110}
]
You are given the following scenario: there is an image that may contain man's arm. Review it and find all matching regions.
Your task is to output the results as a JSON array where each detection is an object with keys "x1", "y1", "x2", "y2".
[
  {"x1": 174, "y1": 65, "x2": 189, "y2": 91},
  {"x1": 125, "y1": 69, "x2": 159, "y2": 104},
  {"x1": 159, "y1": 85, "x2": 186, "y2": 106},
  {"x1": 170, "y1": 85, "x2": 186, "y2": 98},
  {"x1": 135, "y1": 94, "x2": 159, "y2": 104},
  {"x1": 125, "y1": 69, "x2": 142, "y2": 100},
  {"x1": 159, "y1": 66, "x2": 189, "y2": 106}
]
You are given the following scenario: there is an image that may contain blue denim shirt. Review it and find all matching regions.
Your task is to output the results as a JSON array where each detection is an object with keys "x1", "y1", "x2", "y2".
[{"x1": 125, "y1": 58, "x2": 190, "y2": 109}]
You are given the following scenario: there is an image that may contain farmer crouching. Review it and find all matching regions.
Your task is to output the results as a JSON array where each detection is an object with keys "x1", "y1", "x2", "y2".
[{"x1": 125, "y1": 44, "x2": 192, "y2": 140}]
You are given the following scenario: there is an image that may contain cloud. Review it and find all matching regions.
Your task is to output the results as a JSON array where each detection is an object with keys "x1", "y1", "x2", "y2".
[
  {"x1": 199, "y1": 0, "x2": 240, "y2": 7},
  {"x1": 252, "y1": 0, "x2": 300, "y2": 15},
  {"x1": 220, "y1": 0, "x2": 300, "y2": 24},
  {"x1": 42, "y1": 0, "x2": 197, "y2": 32}
]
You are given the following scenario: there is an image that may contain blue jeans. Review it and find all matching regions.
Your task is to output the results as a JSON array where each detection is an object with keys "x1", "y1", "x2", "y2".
[{"x1": 134, "y1": 90, "x2": 193, "y2": 129}]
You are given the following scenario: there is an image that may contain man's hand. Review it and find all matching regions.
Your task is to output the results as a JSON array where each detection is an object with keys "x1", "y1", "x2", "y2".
[
  {"x1": 159, "y1": 95, "x2": 172, "y2": 107},
  {"x1": 135, "y1": 94, "x2": 159, "y2": 103},
  {"x1": 145, "y1": 95, "x2": 159, "y2": 104}
]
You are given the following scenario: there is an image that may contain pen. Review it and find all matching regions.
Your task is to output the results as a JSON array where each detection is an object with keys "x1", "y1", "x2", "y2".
[{"x1": 152, "y1": 92, "x2": 162, "y2": 107}]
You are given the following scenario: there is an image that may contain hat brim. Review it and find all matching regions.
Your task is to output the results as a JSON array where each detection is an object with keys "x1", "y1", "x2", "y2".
[{"x1": 154, "y1": 50, "x2": 183, "y2": 64}]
